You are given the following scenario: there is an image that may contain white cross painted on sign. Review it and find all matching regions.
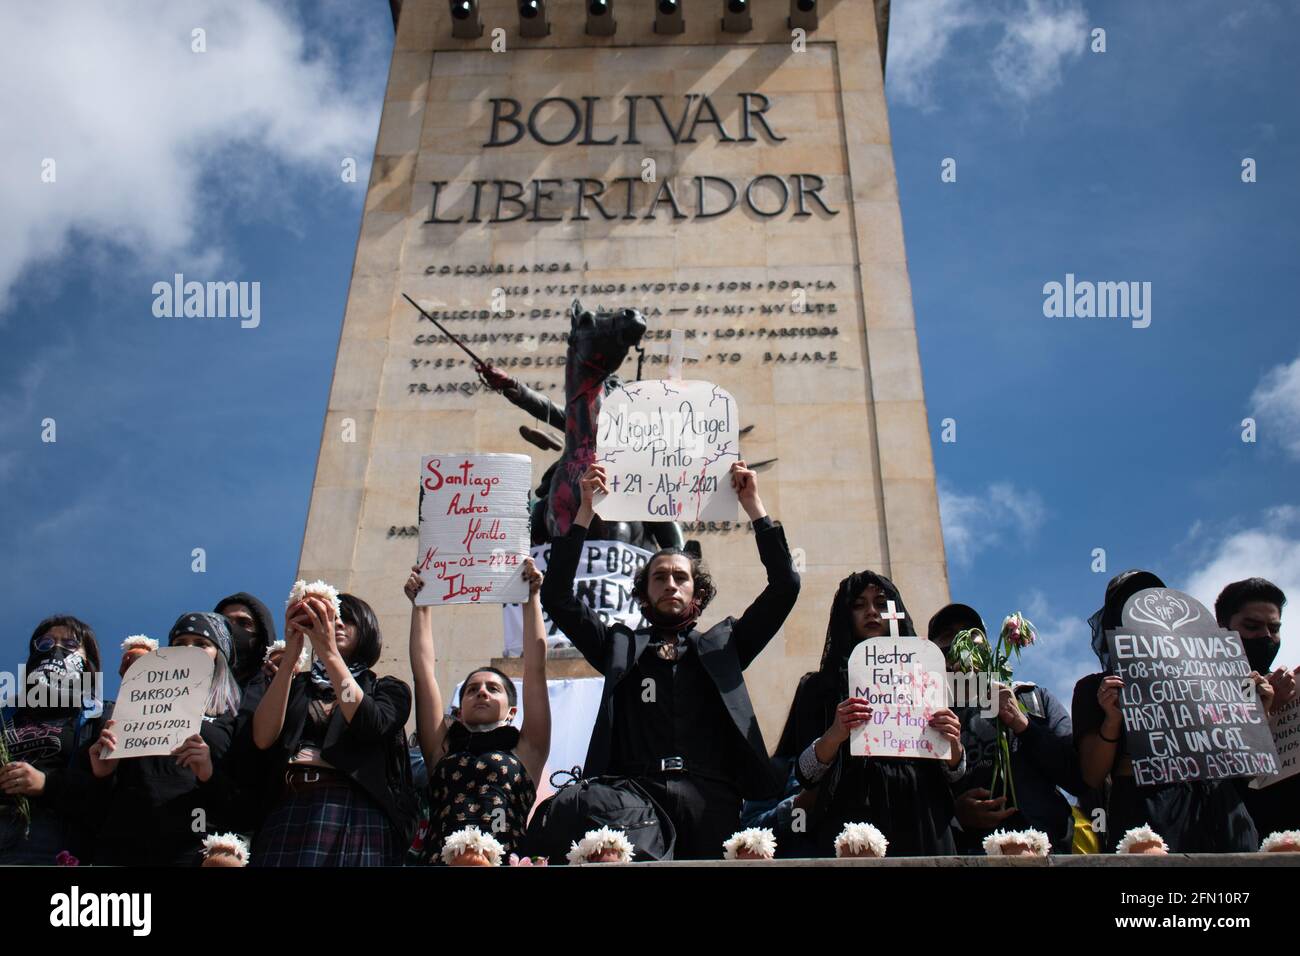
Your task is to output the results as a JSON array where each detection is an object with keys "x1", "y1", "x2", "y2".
[
  {"x1": 645, "y1": 328, "x2": 703, "y2": 380},
  {"x1": 882, "y1": 600, "x2": 906, "y2": 639}
]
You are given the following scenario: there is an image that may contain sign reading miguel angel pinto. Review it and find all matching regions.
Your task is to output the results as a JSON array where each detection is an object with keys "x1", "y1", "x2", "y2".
[
  {"x1": 594, "y1": 379, "x2": 739, "y2": 523},
  {"x1": 416, "y1": 454, "x2": 532, "y2": 605},
  {"x1": 1107, "y1": 588, "x2": 1279, "y2": 786}
]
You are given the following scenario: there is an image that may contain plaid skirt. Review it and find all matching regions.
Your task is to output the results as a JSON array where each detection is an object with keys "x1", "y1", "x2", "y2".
[{"x1": 253, "y1": 782, "x2": 402, "y2": 867}]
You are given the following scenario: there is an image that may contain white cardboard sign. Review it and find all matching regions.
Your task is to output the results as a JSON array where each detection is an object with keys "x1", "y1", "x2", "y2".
[
  {"x1": 416, "y1": 453, "x2": 532, "y2": 605},
  {"x1": 847, "y1": 636, "x2": 952, "y2": 760},
  {"x1": 594, "y1": 379, "x2": 739, "y2": 522},
  {"x1": 108, "y1": 646, "x2": 214, "y2": 759}
]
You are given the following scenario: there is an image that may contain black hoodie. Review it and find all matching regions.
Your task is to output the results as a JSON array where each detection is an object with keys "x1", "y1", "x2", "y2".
[{"x1": 215, "y1": 592, "x2": 278, "y2": 689}]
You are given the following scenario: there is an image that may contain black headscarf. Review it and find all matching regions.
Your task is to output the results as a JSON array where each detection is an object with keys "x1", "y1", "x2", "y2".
[
  {"x1": 1087, "y1": 569, "x2": 1165, "y2": 670},
  {"x1": 214, "y1": 592, "x2": 278, "y2": 687},
  {"x1": 774, "y1": 570, "x2": 915, "y2": 758}
]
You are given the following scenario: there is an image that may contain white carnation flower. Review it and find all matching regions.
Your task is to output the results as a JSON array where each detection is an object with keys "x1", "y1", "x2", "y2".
[
  {"x1": 201, "y1": 832, "x2": 250, "y2": 865},
  {"x1": 440, "y1": 826, "x2": 505, "y2": 866},
  {"x1": 982, "y1": 828, "x2": 1051, "y2": 857},
  {"x1": 1115, "y1": 824, "x2": 1168, "y2": 855},
  {"x1": 834, "y1": 822, "x2": 889, "y2": 858},
  {"x1": 287, "y1": 579, "x2": 342, "y2": 617},
  {"x1": 566, "y1": 826, "x2": 635, "y2": 865},
  {"x1": 1260, "y1": 830, "x2": 1300, "y2": 852},
  {"x1": 723, "y1": 827, "x2": 777, "y2": 860},
  {"x1": 120, "y1": 635, "x2": 158, "y2": 652}
]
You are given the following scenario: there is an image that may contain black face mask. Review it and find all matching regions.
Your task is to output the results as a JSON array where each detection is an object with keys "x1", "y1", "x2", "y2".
[
  {"x1": 24, "y1": 649, "x2": 89, "y2": 713},
  {"x1": 229, "y1": 623, "x2": 260, "y2": 668},
  {"x1": 1244, "y1": 637, "x2": 1281, "y2": 674}
]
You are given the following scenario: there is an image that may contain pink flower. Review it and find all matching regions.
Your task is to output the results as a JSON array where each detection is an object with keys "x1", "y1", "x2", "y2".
[
  {"x1": 1001, "y1": 613, "x2": 1037, "y2": 649},
  {"x1": 55, "y1": 850, "x2": 80, "y2": 867},
  {"x1": 508, "y1": 853, "x2": 548, "y2": 866}
]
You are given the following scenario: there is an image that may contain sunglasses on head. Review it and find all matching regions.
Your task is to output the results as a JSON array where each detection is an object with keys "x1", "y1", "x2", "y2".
[{"x1": 34, "y1": 634, "x2": 82, "y2": 653}]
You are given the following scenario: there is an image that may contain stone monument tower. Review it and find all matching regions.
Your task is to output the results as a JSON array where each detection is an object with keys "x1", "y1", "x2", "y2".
[{"x1": 298, "y1": 0, "x2": 949, "y2": 740}]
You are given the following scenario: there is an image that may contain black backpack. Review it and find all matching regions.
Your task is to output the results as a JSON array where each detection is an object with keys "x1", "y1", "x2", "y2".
[{"x1": 521, "y1": 770, "x2": 676, "y2": 864}]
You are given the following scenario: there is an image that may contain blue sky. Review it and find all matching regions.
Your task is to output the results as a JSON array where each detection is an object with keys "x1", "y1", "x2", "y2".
[{"x1": 1, "y1": 0, "x2": 1297, "y2": 704}]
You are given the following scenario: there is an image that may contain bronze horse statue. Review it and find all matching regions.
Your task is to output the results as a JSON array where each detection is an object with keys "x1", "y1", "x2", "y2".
[{"x1": 476, "y1": 299, "x2": 685, "y2": 551}]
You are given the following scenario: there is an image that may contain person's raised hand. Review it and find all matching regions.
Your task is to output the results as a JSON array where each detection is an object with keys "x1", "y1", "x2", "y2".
[
  {"x1": 298, "y1": 596, "x2": 339, "y2": 659},
  {"x1": 522, "y1": 557, "x2": 543, "y2": 599},
  {"x1": 170, "y1": 734, "x2": 213, "y2": 783},
  {"x1": 998, "y1": 686, "x2": 1029, "y2": 734},
  {"x1": 1097, "y1": 675, "x2": 1125, "y2": 721},
  {"x1": 827, "y1": 696, "x2": 872, "y2": 745},
  {"x1": 954, "y1": 788, "x2": 1017, "y2": 830},
  {"x1": 1251, "y1": 672, "x2": 1275, "y2": 712},
  {"x1": 928, "y1": 707, "x2": 964, "y2": 767},
  {"x1": 89, "y1": 720, "x2": 119, "y2": 778},
  {"x1": 1267, "y1": 667, "x2": 1296, "y2": 713},
  {"x1": 729, "y1": 460, "x2": 763, "y2": 518},
  {"x1": 579, "y1": 464, "x2": 609, "y2": 510},
  {"x1": 405, "y1": 565, "x2": 427, "y2": 607}
]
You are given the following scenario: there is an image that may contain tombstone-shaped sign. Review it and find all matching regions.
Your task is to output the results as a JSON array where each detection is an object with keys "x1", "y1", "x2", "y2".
[
  {"x1": 847, "y1": 608, "x2": 951, "y2": 760},
  {"x1": 1251, "y1": 695, "x2": 1300, "y2": 789},
  {"x1": 416, "y1": 453, "x2": 532, "y2": 605},
  {"x1": 107, "y1": 646, "x2": 214, "y2": 759},
  {"x1": 1106, "y1": 588, "x2": 1279, "y2": 785},
  {"x1": 594, "y1": 379, "x2": 739, "y2": 522}
]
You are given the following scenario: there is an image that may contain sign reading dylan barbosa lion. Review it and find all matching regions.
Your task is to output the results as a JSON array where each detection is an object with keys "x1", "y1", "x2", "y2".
[
  {"x1": 108, "y1": 646, "x2": 214, "y2": 759},
  {"x1": 417, "y1": 454, "x2": 531, "y2": 606},
  {"x1": 503, "y1": 539, "x2": 652, "y2": 655},
  {"x1": 847, "y1": 637, "x2": 951, "y2": 760},
  {"x1": 594, "y1": 380, "x2": 739, "y2": 523},
  {"x1": 1107, "y1": 588, "x2": 1279, "y2": 786}
]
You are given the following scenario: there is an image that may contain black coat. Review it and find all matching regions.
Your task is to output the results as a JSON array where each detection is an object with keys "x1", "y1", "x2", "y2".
[
  {"x1": 541, "y1": 518, "x2": 800, "y2": 799},
  {"x1": 237, "y1": 670, "x2": 416, "y2": 843}
]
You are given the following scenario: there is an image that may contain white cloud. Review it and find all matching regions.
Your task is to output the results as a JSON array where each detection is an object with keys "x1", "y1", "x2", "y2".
[
  {"x1": 0, "y1": 1, "x2": 382, "y2": 314},
  {"x1": 1251, "y1": 354, "x2": 1300, "y2": 458},
  {"x1": 1181, "y1": 506, "x2": 1300, "y2": 666},
  {"x1": 887, "y1": 0, "x2": 983, "y2": 109},
  {"x1": 888, "y1": 0, "x2": 1087, "y2": 109},
  {"x1": 938, "y1": 479, "x2": 1046, "y2": 567},
  {"x1": 991, "y1": 0, "x2": 1088, "y2": 103}
]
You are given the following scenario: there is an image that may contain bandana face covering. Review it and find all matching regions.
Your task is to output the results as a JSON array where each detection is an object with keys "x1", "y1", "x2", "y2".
[{"x1": 25, "y1": 651, "x2": 89, "y2": 712}]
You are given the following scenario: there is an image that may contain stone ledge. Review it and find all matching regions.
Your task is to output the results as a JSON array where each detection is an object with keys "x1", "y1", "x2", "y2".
[{"x1": 602, "y1": 853, "x2": 1300, "y2": 867}]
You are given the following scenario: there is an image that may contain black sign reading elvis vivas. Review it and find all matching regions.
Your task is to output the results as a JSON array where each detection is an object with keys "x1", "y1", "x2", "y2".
[
  {"x1": 424, "y1": 93, "x2": 842, "y2": 225},
  {"x1": 1106, "y1": 588, "x2": 1279, "y2": 786}
]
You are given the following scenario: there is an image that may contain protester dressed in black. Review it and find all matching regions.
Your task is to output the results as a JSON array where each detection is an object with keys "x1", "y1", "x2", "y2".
[
  {"x1": 0, "y1": 616, "x2": 106, "y2": 865},
  {"x1": 780, "y1": 572, "x2": 964, "y2": 856},
  {"x1": 87, "y1": 613, "x2": 241, "y2": 866},
  {"x1": 248, "y1": 591, "x2": 415, "y2": 866},
  {"x1": 1073, "y1": 570, "x2": 1260, "y2": 852},
  {"x1": 541, "y1": 461, "x2": 799, "y2": 859},
  {"x1": 215, "y1": 591, "x2": 278, "y2": 690}
]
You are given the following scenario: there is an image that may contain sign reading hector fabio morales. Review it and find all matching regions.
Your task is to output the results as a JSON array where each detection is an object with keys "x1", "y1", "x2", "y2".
[
  {"x1": 594, "y1": 379, "x2": 739, "y2": 523},
  {"x1": 107, "y1": 646, "x2": 213, "y2": 759},
  {"x1": 1107, "y1": 588, "x2": 1279, "y2": 786},
  {"x1": 503, "y1": 539, "x2": 652, "y2": 655},
  {"x1": 847, "y1": 636, "x2": 951, "y2": 760},
  {"x1": 416, "y1": 454, "x2": 531, "y2": 605}
]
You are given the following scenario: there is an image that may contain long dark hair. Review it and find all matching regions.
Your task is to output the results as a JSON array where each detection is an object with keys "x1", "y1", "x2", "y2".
[
  {"x1": 27, "y1": 615, "x2": 101, "y2": 674},
  {"x1": 339, "y1": 593, "x2": 382, "y2": 668},
  {"x1": 773, "y1": 570, "x2": 913, "y2": 758}
]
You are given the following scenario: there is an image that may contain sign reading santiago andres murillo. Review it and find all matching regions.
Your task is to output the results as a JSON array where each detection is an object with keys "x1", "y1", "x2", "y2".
[{"x1": 1106, "y1": 588, "x2": 1279, "y2": 786}]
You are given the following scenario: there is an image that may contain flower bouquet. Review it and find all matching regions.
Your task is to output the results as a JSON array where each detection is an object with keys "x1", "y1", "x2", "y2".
[{"x1": 947, "y1": 611, "x2": 1039, "y2": 809}]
